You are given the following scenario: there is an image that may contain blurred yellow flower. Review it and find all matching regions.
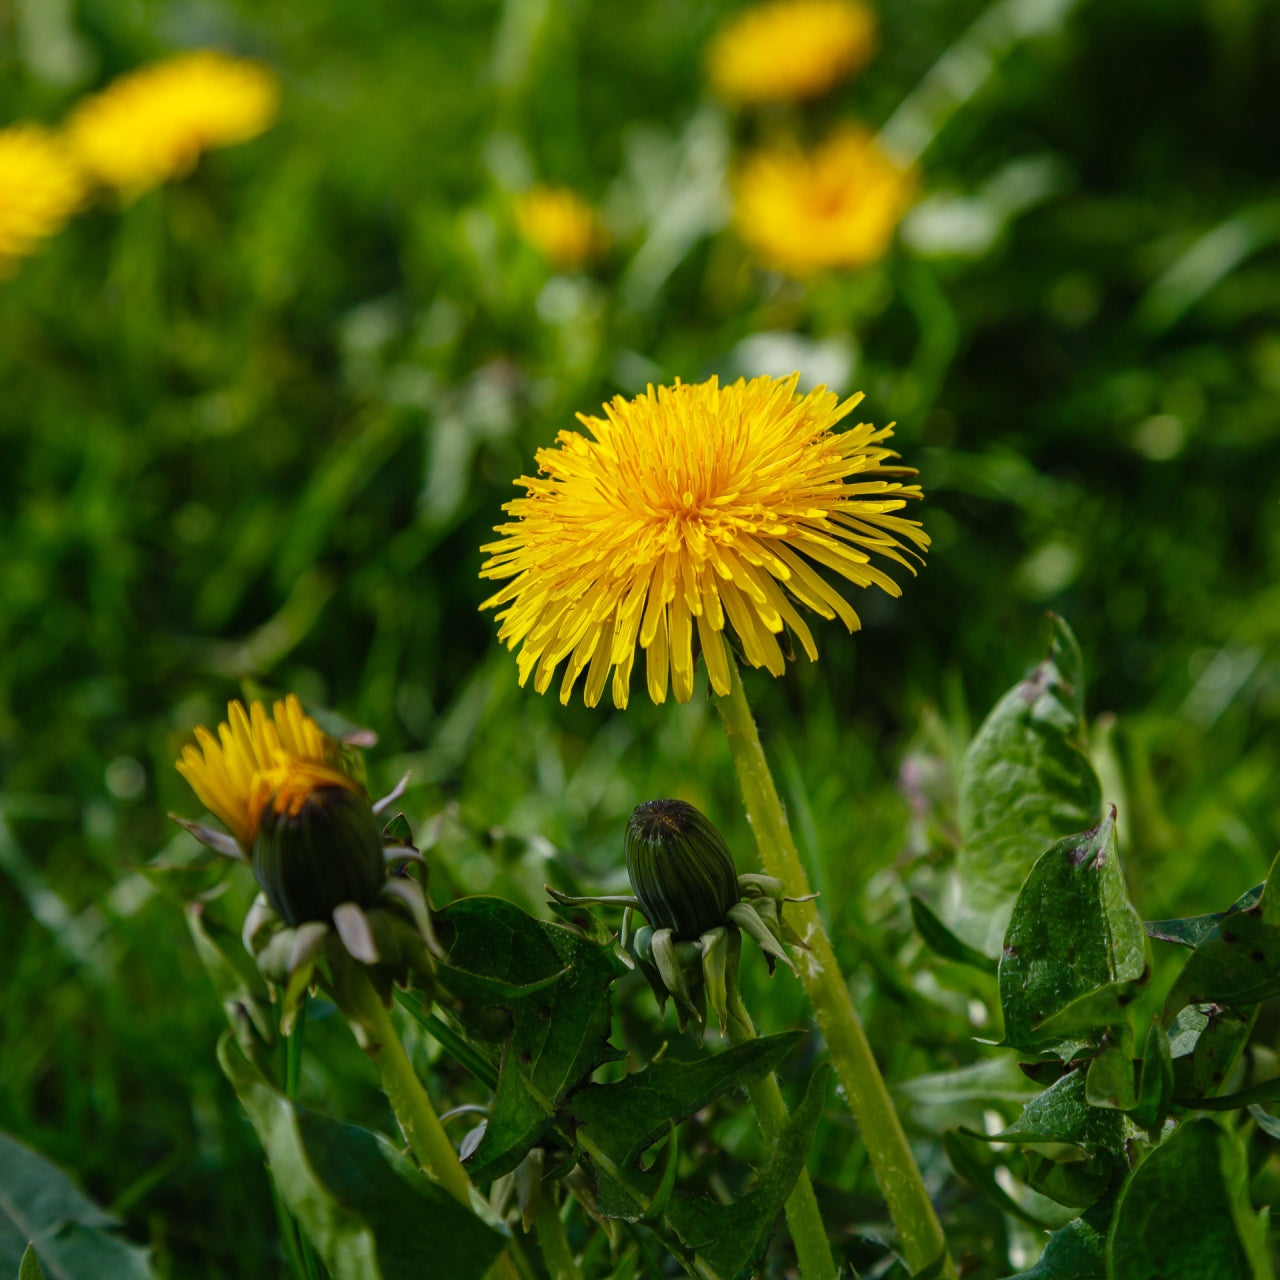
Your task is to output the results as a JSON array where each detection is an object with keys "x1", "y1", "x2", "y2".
[
  {"x1": 0, "y1": 125, "x2": 85, "y2": 273},
  {"x1": 177, "y1": 695, "x2": 356, "y2": 849},
  {"x1": 514, "y1": 184, "x2": 608, "y2": 270},
  {"x1": 480, "y1": 374, "x2": 927, "y2": 709},
  {"x1": 707, "y1": 0, "x2": 876, "y2": 105},
  {"x1": 734, "y1": 126, "x2": 914, "y2": 275},
  {"x1": 67, "y1": 50, "x2": 278, "y2": 196}
]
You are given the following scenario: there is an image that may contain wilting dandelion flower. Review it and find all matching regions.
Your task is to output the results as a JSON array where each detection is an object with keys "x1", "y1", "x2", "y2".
[
  {"x1": 707, "y1": 0, "x2": 876, "y2": 105},
  {"x1": 733, "y1": 125, "x2": 914, "y2": 276},
  {"x1": 514, "y1": 184, "x2": 609, "y2": 270},
  {"x1": 175, "y1": 695, "x2": 436, "y2": 1024},
  {"x1": 176, "y1": 695, "x2": 350, "y2": 851},
  {"x1": 67, "y1": 50, "x2": 278, "y2": 197},
  {"x1": 480, "y1": 373, "x2": 928, "y2": 709},
  {"x1": 0, "y1": 125, "x2": 85, "y2": 273}
]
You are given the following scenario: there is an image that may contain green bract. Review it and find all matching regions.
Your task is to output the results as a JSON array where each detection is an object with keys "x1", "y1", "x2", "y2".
[
  {"x1": 625, "y1": 798, "x2": 740, "y2": 939},
  {"x1": 252, "y1": 784, "x2": 387, "y2": 927}
]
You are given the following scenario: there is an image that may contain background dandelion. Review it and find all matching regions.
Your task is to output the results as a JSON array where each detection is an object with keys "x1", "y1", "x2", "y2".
[
  {"x1": 66, "y1": 50, "x2": 278, "y2": 196},
  {"x1": 0, "y1": 126, "x2": 84, "y2": 272}
]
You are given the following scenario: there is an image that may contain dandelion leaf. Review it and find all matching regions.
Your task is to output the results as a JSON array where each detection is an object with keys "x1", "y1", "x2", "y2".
[
  {"x1": 998, "y1": 808, "x2": 1148, "y2": 1055},
  {"x1": 217, "y1": 1035, "x2": 504, "y2": 1280},
  {"x1": 0, "y1": 1132, "x2": 155, "y2": 1280},
  {"x1": 1107, "y1": 1118, "x2": 1270, "y2": 1280},
  {"x1": 432, "y1": 896, "x2": 626, "y2": 1182},
  {"x1": 954, "y1": 614, "x2": 1103, "y2": 954}
]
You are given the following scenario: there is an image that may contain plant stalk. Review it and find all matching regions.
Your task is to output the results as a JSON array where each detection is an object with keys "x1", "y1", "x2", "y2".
[
  {"x1": 725, "y1": 988, "x2": 837, "y2": 1280},
  {"x1": 714, "y1": 661, "x2": 953, "y2": 1278},
  {"x1": 345, "y1": 968, "x2": 475, "y2": 1207},
  {"x1": 282, "y1": 998, "x2": 322, "y2": 1280}
]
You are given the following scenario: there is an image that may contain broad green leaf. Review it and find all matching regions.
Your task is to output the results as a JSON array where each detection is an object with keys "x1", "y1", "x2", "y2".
[
  {"x1": 217, "y1": 1035, "x2": 505, "y2": 1280},
  {"x1": 1171, "y1": 1005, "x2": 1258, "y2": 1103},
  {"x1": 1008, "y1": 1210, "x2": 1108, "y2": 1279},
  {"x1": 568, "y1": 1032, "x2": 803, "y2": 1166},
  {"x1": 185, "y1": 901, "x2": 274, "y2": 1050},
  {"x1": 999, "y1": 809, "x2": 1148, "y2": 1053},
  {"x1": 0, "y1": 1133, "x2": 155, "y2": 1280},
  {"x1": 909, "y1": 896, "x2": 998, "y2": 973},
  {"x1": 1107, "y1": 1118, "x2": 1271, "y2": 1280},
  {"x1": 955, "y1": 615, "x2": 1103, "y2": 954},
  {"x1": 974, "y1": 1069, "x2": 1127, "y2": 1154},
  {"x1": 433, "y1": 897, "x2": 626, "y2": 1181},
  {"x1": 1164, "y1": 852, "x2": 1280, "y2": 1016},
  {"x1": 1146, "y1": 883, "x2": 1264, "y2": 949}
]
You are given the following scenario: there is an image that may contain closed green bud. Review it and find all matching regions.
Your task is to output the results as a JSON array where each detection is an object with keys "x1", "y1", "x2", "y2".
[
  {"x1": 625, "y1": 799, "x2": 739, "y2": 940},
  {"x1": 251, "y1": 779, "x2": 386, "y2": 927}
]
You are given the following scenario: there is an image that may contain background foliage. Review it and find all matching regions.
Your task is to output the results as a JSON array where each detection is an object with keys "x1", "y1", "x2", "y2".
[{"x1": 1, "y1": 0, "x2": 1278, "y2": 1276}]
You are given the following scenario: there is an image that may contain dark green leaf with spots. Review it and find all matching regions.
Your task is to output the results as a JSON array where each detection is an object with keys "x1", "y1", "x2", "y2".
[
  {"x1": 1164, "y1": 851, "x2": 1280, "y2": 1016},
  {"x1": 954, "y1": 615, "x2": 1103, "y2": 954},
  {"x1": 999, "y1": 808, "x2": 1148, "y2": 1054},
  {"x1": 1171, "y1": 1005, "x2": 1258, "y2": 1104},
  {"x1": 970, "y1": 1068, "x2": 1127, "y2": 1154}
]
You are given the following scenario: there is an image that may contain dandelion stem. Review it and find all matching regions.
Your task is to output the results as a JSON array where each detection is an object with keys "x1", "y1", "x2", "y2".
[
  {"x1": 725, "y1": 987, "x2": 837, "y2": 1280},
  {"x1": 345, "y1": 968, "x2": 475, "y2": 1207},
  {"x1": 281, "y1": 999, "x2": 323, "y2": 1280},
  {"x1": 714, "y1": 661, "x2": 953, "y2": 1279}
]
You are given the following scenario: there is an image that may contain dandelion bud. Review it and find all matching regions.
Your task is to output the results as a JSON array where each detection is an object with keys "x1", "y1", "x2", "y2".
[
  {"x1": 251, "y1": 769, "x2": 386, "y2": 927},
  {"x1": 625, "y1": 800, "x2": 739, "y2": 940}
]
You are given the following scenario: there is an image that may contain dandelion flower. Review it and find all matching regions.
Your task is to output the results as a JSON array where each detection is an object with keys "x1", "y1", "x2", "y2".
[
  {"x1": 176, "y1": 695, "x2": 357, "y2": 851},
  {"x1": 707, "y1": 0, "x2": 876, "y2": 105},
  {"x1": 0, "y1": 125, "x2": 85, "y2": 273},
  {"x1": 67, "y1": 50, "x2": 278, "y2": 196},
  {"x1": 480, "y1": 373, "x2": 928, "y2": 709},
  {"x1": 514, "y1": 184, "x2": 608, "y2": 270},
  {"x1": 734, "y1": 125, "x2": 914, "y2": 276}
]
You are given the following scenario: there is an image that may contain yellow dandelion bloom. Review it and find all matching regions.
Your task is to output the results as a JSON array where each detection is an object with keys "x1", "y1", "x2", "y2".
[
  {"x1": 733, "y1": 125, "x2": 914, "y2": 276},
  {"x1": 707, "y1": 0, "x2": 876, "y2": 105},
  {"x1": 480, "y1": 373, "x2": 928, "y2": 710},
  {"x1": 0, "y1": 125, "x2": 85, "y2": 273},
  {"x1": 67, "y1": 50, "x2": 278, "y2": 196},
  {"x1": 514, "y1": 184, "x2": 609, "y2": 270},
  {"x1": 177, "y1": 695, "x2": 357, "y2": 849}
]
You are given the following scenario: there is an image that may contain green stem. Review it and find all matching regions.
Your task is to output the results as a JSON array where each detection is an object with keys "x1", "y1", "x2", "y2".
[
  {"x1": 533, "y1": 1204, "x2": 581, "y2": 1280},
  {"x1": 345, "y1": 968, "x2": 475, "y2": 1207},
  {"x1": 714, "y1": 662, "x2": 953, "y2": 1279},
  {"x1": 283, "y1": 999, "x2": 322, "y2": 1280},
  {"x1": 725, "y1": 988, "x2": 837, "y2": 1280}
]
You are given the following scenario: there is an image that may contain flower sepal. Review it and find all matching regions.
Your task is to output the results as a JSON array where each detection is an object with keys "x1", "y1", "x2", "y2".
[
  {"x1": 243, "y1": 868, "x2": 440, "y2": 1041},
  {"x1": 168, "y1": 812, "x2": 247, "y2": 862}
]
